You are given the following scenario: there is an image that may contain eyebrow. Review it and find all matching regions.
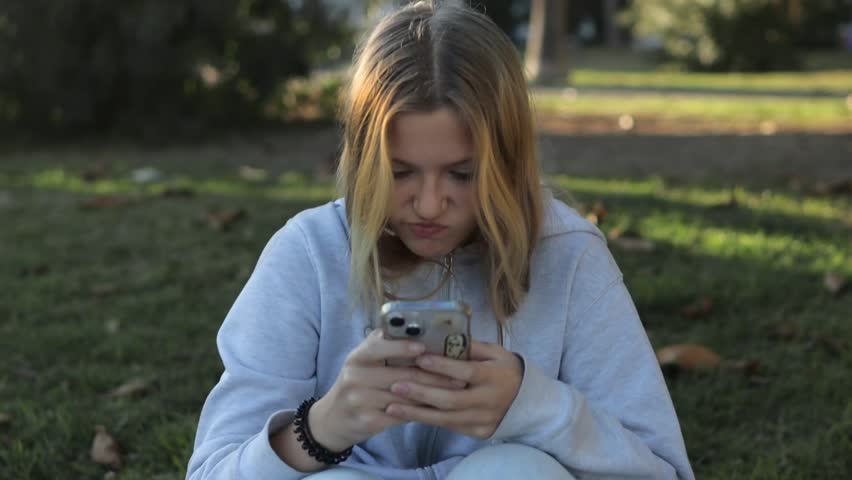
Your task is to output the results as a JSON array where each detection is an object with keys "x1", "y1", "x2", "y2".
[{"x1": 391, "y1": 157, "x2": 473, "y2": 169}]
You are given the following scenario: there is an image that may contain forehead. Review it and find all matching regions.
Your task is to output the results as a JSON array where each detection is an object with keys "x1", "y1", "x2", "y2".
[{"x1": 388, "y1": 108, "x2": 474, "y2": 165}]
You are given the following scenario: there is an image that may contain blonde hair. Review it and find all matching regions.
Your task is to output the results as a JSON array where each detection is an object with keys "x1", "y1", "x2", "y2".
[{"x1": 337, "y1": 0, "x2": 543, "y2": 326}]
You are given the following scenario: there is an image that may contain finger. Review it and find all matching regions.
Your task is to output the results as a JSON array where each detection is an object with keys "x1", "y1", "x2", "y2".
[
  {"x1": 415, "y1": 354, "x2": 481, "y2": 384},
  {"x1": 468, "y1": 341, "x2": 504, "y2": 361},
  {"x1": 349, "y1": 329, "x2": 425, "y2": 365},
  {"x1": 385, "y1": 403, "x2": 491, "y2": 432},
  {"x1": 390, "y1": 381, "x2": 475, "y2": 410},
  {"x1": 374, "y1": 366, "x2": 468, "y2": 390}
]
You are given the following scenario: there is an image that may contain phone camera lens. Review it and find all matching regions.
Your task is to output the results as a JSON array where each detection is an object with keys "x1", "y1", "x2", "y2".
[
  {"x1": 405, "y1": 325, "x2": 421, "y2": 337},
  {"x1": 390, "y1": 317, "x2": 405, "y2": 327}
]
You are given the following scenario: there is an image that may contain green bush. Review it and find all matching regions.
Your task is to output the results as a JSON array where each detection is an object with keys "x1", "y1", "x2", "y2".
[
  {"x1": 0, "y1": 0, "x2": 351, "y2": 136},
  {"x1": 622, "y1": 0, "x2": 801, "y2": 72}
]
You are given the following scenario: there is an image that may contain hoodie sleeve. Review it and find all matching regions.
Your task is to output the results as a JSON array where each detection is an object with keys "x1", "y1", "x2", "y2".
[
  {"x1": 186, "y1": 220, "x2": 323, "y2": 480},
  {"x1": 489, "y1": 237, "x2": 695, "y2": 480}
]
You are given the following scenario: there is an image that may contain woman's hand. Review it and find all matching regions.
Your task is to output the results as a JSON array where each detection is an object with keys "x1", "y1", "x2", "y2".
[
  {"x1": 384, "y1": 340, "x2": 523, "y2": 439},
  {"x1": 308, "y1": 329, "x2": 467, "y2": 452}
]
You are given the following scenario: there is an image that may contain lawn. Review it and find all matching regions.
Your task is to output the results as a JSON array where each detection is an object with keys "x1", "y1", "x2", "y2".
[
  {"x1": 570, "y1": 69, "x2": 852, "y2": 96},
  {"x1": 1, "y1": 155, "x2": 851, "y2": 479}
]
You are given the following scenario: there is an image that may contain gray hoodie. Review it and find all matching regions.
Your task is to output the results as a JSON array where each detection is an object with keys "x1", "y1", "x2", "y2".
[{"x1": 186, "y1": 192, "x2": 695, "y2": 480}]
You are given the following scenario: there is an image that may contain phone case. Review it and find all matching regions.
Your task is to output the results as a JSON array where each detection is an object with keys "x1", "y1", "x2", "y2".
[{"x1": 380, "y1": 300, "x2": 472, "y2": 367}]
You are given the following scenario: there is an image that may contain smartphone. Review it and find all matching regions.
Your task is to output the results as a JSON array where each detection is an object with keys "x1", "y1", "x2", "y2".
[{"x1": 380, "y1": 300, "x2": 472, "y2": 367}]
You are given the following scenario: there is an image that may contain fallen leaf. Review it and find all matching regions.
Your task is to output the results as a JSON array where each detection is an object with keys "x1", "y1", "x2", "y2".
[
  {"x1": 679, "y1": 297, "x2": 715, "y2": 319},
  {"x1": 585, "y1": 202, "x2": 608, "y2": 225},
  {"x1": 90, "y1": 426, "x2": 122, "y2": 470},
  {"x1": 823, "y1": 273, "x2": 847, "y2": 295},
  {"x1": 607, "y1": 227, "x2": 642, "y2": 240},
  {"x1": 611, "y1": 237, "x2": 656, "y2": 252},
  {"x1": 160, "y1": 186, "x2": 196, "y2": 198},
  {"x1": 205, "y1": 208, "x2": 247, "y2": 231},
  {"x1": 722, "y1": 359, "x2": 761, "y2": 376},
  {"x1": 618, "y1": 114, "x2": 635, "y2": 131},
  {"x1": 770, "y1": 323, "x2": 799, "y2": 340},
  {"x1": 0, "y1": 412, "x2": 11, "y2": 427},
  {"x1": 656, "y1": 344, "x2": 721, "y2": 371},
  {"x1": 104, "y1": 378, "x2": 154, "y2": 399},
  {"x1": 79, "y1": 196, "x2": 131, "y2": 210},
  {"x1": 91, "y1": 284, "x2": 118, "y2": 298}
]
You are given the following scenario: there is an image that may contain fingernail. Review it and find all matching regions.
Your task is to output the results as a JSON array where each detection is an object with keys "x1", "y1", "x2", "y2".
[
  {"x1": 417, "y1": 356, "x2": 432, "y2": 367},
  {"x1": 452, "y1": 379, "x2": 467, "y2": 388},
  {"x1": 408, "y1": 343, "x2": 424, "y2": 354}
]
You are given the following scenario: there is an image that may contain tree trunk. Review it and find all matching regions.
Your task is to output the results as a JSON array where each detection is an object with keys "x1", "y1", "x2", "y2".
[
  {"x1": 603, "y1": 0, "x2": 620, "y2": 48},
  {"x1": 525, "y1": 0, "x2": 569, "y2": 84}
]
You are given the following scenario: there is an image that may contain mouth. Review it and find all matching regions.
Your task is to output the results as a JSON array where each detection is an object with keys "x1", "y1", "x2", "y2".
[{"x1": 408, "y1": 223, "x2": 447, "y2": 238}]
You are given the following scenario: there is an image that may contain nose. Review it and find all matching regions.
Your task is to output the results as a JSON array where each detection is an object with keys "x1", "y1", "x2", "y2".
[{"x1": 413, "y1": 177, "x2": 447, "y2": 220}]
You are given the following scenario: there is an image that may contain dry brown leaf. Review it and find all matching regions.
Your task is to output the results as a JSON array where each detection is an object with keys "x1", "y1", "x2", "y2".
[
  {"x1": 90, "y1": 426, "x2": 122, "y2": 470},
  {"x1": 607, "y1": 227, "x2": 642, "y2": 240},
  {"x1": 656, "y1": 343, "x2": 721, "y2": 370},
  {"x1": 104, "y1": 378, "x2": 154, "y2": 399},
  {"x1": 205, "y1": 208, "x2": 247, "y2": 231},
  {"x1": 611, "y1": 237, "x2": 656, "y2": 252},
  {"x1": 722, "y1": 359, "x2": 761, "y2": 376},
  {"x1": 588, "y1": 202, "x2": 608, "y2": 225},
  {"x1": 79, "y1": 196, "x2": 131, "y2": 210},
  {"x1": 0, "y1": 412, "x2": 12, "y2": 427},
  {"x1": 823, "y1": 273, "x2": 847, "y2": 295},
  {"x1": 679, "y1": 296, "x2": 715, "y2": 319},
  {"x1": 770, "y1": 323, "x2": 799, "y2": 340}
]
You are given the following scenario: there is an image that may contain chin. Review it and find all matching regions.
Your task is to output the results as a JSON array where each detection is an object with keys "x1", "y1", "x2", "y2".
[{"x1": 401, "y1": 237, "x2": 454, "y2": 259}]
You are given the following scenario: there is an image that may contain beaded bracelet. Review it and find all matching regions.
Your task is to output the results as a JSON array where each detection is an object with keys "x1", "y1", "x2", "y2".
[{"x1": 293, "y1": 397, "x2": 353, "y2": 465}]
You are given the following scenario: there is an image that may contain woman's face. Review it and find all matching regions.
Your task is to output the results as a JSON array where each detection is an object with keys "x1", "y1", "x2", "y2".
[{"x1": 386, "y1": 107, "x2": 478, "y2": 260}]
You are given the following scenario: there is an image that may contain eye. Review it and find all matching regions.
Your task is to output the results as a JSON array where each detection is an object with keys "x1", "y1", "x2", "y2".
[
  {"x1": 449, "y1": 171, "x2": 473, "y2": 182},
  {"x1": 392, "y1": 170, "x2": 412, "y2": 179}
]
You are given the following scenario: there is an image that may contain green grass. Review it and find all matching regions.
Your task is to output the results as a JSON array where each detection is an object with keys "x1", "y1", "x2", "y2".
[
  {"x1": 1, "y1": 161, "x2": 851, "y2": 479},
  {"x1": 571, "y1": 69, "x2": 852, "y2": 96},
  {"x1": 534, "y1": 92, "x2": 852, "y2": 126}
]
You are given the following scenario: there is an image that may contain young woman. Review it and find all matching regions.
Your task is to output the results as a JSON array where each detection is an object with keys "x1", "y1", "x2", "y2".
[{"x1": 187, "y1": 2, "x2": 694, "y2": 479}]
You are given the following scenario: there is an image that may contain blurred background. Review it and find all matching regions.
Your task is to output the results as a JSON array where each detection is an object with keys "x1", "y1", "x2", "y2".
[{"x1": 0, "y1": 1, "x2": 850, "y2": 479}]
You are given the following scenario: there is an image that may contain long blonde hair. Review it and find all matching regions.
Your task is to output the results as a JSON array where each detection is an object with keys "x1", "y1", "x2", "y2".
[{"x1": 337, "y1": 0, "x2": 543, "y2": 326}]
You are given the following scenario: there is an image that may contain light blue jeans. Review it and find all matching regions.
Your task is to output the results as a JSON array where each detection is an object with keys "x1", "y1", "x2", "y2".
[{"x1": 304, "y1": 444, "x2": 576, "y2": 479}]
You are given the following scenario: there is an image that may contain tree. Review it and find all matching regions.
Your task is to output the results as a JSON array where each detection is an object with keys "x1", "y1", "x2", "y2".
[{"x1": 525, "y1": 0, "x2": 570, "y2": 83}]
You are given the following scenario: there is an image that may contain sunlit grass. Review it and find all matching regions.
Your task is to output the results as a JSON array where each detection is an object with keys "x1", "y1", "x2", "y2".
[
  {"x1": 534, "y1": 92, "x2": 852, "y2": 125},
  {"x1": 571, "y1": 69, "x2": 852, "y2": 95},
  {"x1": 639, "y1": 212, "x2": 851, "y2": 274},
  {"x1": 2, "y1": 160, "x2": 851, "y2": 479},
  {"x1": 550, "y1": 176, "x2": 852, "y2": 224}
]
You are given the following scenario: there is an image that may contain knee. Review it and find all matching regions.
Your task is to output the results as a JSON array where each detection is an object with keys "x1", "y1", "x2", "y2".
[
  {"x1": 447, "y1": 443, "x2": 576, "y2": 480},
  {"x1": 304, "y1": 466, "x2": 383, "y2": 480}
]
